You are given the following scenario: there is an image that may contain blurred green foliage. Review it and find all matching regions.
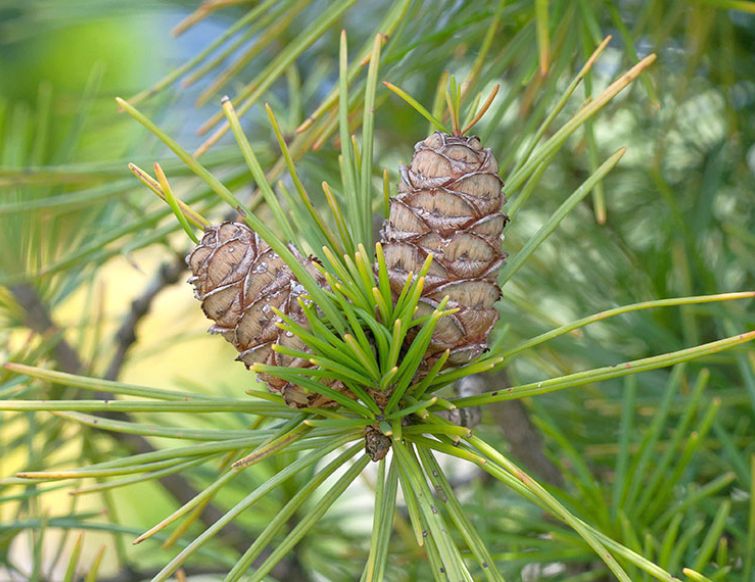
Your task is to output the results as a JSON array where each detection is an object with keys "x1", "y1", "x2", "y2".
[{"x1": 0, "y1": 1, "x2": 753, "y2": 581}]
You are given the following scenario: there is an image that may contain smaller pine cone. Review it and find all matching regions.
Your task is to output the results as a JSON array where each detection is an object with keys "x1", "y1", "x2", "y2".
[
  {"x1": 381, "y1": 132, "x2": 508, "y2": 366},
  {"x1": 364, "y1": 426, "x2": 392, "y2": 462},
  {"x1": 186, "y1": 222, "x2": 336, "y2": 408}
]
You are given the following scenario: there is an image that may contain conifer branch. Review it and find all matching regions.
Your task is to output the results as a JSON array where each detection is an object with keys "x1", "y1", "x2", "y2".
[{"x1": 7, "y1": 280, "x2": 284, "y2": 562}]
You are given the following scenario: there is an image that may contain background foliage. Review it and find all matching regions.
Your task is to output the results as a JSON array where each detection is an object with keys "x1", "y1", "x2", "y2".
[{"x1": 1, "y1": 1, "x2": 753, "y2": 580}]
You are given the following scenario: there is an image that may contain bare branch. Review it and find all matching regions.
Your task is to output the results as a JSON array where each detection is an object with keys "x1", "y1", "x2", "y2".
[
  {"x1": 8, "y1": 282, "x2": 265, "y2": 559},
  {"x1": 11, "y1": 283, "x2": 84, "y2": 375},
  {"x1": 484, "y1": 370, "x2": 564, "y2": 488},
  {"x1": 104, "y1": 255, "x2": 185, "y2": 380}
]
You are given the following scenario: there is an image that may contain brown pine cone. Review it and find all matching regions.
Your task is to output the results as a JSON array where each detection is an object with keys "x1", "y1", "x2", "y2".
[
  {"x1": 380, "y1": 132, "x2": 508, "y2": 366},
  {"x1": 186, "y1": 221, "x2": 337, "y2": 408}
]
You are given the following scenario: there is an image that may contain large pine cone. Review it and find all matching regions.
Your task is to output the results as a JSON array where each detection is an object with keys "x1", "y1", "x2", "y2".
[
  {"x1": 380, "y1": 132, "x2": 508, "y2": 366},
  {"x1": 186, "y1": 222, "x2": 336, "y2": 408}
]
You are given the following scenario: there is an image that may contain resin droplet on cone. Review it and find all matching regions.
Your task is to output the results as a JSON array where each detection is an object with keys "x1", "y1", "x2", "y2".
[
  {"x1": 380, "y1": 132, "x2": 508, "y2": 365},
  {"x1": 186, "y1": 221, "x2": 337, "y2": 408}
]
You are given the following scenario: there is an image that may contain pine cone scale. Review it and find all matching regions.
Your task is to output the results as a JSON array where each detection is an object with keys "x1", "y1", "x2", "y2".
[
  {"x1": 186, "y1": 221, "x2": 338, "y2": 408},
  {"x1": 381, "y1": 132, "x2": 508, "y2": 366}
]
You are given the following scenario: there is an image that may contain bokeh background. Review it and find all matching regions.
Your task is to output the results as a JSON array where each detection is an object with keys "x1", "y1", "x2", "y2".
[{"x1": 1, "y1": 1, "x2": 754, "y2": 580}]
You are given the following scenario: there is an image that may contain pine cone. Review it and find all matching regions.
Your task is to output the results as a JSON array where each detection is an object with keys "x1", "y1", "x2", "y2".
[
  {"x1": 186, "y1": 221, "x2": 336, "y2": 408},
  {"x1": 380, "y1": 132, "x2": 508, "y2": 366}
]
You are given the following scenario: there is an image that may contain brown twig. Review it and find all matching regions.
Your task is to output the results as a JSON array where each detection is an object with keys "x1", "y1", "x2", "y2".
[
  {"x1": 103, "y1": 255, "x2": 186, "y2": 381},
  {"x1": 440, "y1": 373, "x2": 563, "y2": 492},
  {"x1": 437, "y1": 376, "x2": 483, "y2": 429},
  {"x1": 8, "y1": 280, "x2": 311, "y2": 579},
  {"x1": 442, "y1": 372, "x2": 563, "y2": 488},
  {"x1": 483, "y1": 370, "x2": 564, "y2": 488},
  {"x1": 10, "y1": 283, "x2": 84, "y2": 375},
  {"x1": 10, "y1": 283, "x2": 238, "y2": 525}
]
